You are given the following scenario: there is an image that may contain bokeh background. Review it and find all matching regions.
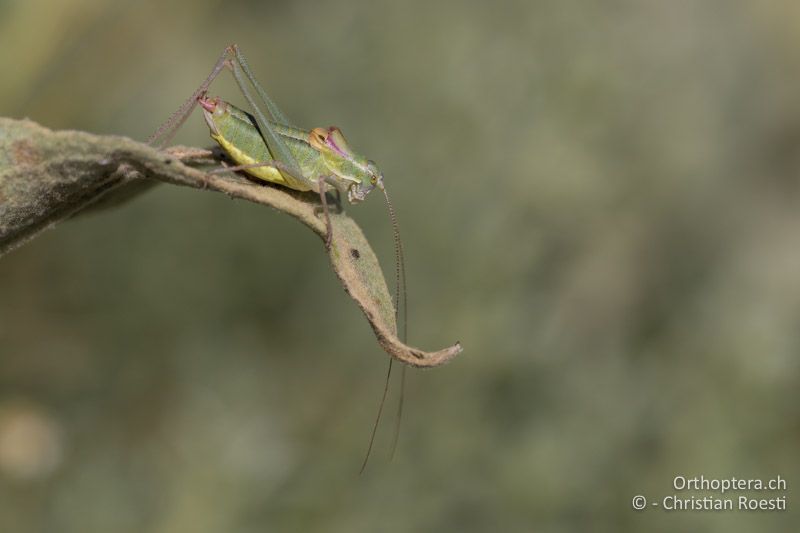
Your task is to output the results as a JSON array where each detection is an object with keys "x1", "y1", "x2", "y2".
[{"x1": 1, "y1": 0, "x2": 798, "y2": 531}]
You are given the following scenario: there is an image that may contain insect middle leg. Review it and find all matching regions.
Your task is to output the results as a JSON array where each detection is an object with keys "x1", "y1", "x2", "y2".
[{"x1": 316, "y1": 176, "x2": 335, "y2": 250}]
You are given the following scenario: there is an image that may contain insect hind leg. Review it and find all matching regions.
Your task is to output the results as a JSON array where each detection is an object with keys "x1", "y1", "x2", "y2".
[{"x1": 147, "y1": 47, "x2": 233, "y2": 148}]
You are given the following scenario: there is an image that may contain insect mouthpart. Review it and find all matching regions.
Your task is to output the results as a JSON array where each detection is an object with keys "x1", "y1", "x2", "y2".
[
  {"x1": 347, "y1": 182, "x2": 370, "y2": 203},
  {"x1": 347, "y1": 174, "x2": 382, "y2": 203}
]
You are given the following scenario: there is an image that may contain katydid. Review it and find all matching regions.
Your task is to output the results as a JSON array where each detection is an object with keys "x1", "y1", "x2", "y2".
[{"x1": 148, "y1": 45, "x2": 408, "y2": 470}]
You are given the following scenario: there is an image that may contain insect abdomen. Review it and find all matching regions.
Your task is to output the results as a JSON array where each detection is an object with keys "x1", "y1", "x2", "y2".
[{"x1": 213, "y1": 107, "x2": 310, "y2": 189}]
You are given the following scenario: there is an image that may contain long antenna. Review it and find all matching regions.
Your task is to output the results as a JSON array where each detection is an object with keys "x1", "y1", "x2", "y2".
[
  {"x1": 381, "y1": 185, "x2": 408, "y2": 460},
  {"x1": 360, "y1": 184, "x2": 408, "y2": 473},
  {"x1": 360, "y1": 358, "x2": 393, "y2": 474},
  {"x1": 389, "y1": 363, "x2": 406, "y2": 460},
  {"x1": 382, "y1": 184, "x2": 408, "y2": 344}
]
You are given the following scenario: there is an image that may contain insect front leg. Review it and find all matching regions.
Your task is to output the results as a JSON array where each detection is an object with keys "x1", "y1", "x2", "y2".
[{"x1": 316, "y1": 175, "x2": 338, "y2": 251}]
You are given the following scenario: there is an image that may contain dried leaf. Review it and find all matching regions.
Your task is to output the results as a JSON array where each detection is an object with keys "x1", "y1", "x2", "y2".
[{"x1": 0, "y1": 117, "x2": 462, "y2": 367}]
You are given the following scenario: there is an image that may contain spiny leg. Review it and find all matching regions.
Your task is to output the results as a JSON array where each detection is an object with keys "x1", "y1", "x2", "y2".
[
  {"x1": 149, "y1": 44, "x2": 318, "y2": 216},
  {"x1": 147, "y1": 47, "x2": 231, "y2": 148},
  {"x1": 149, "y1": 44, "x2": 315, "y2": 194},
  {"x1": 147, "y1": 44, "x2": 305, "y2": 167}
]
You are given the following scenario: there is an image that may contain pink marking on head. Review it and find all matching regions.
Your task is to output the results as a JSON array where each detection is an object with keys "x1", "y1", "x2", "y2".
[{"x1": 325, "y1": 127, "x2": 347, "y2": 157}]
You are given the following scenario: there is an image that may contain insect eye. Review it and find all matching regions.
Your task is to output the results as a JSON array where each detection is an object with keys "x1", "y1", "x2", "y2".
[
  {"x1": 370, "y1": 176, "x2": 377, "y2": 185},
  {"x1": 309, "y1": 127, "x2": 329, "y2": 149}
]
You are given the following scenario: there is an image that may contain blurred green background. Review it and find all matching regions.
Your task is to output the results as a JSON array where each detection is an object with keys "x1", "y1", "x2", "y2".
[{"x1": 1, "y1": 0, "x2": 798, "y2": 531}]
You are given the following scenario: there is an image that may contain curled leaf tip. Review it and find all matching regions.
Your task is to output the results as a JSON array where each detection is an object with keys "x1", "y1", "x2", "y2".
[{"x1": 0, "y1": 117, "x2": 462, "y2": 367}]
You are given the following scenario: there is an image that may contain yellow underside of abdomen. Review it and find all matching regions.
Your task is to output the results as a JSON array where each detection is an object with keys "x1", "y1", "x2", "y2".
[{"x1": 214, "y1": 133, "x2": 311, "y2": 191}]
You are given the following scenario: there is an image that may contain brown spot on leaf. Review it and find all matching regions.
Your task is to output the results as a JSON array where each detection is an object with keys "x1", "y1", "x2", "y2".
[
  {"x1": 350, "y1": 248, "x2": 360, "y2": 259},
  {"x1": 11, "y1": 140, "x2": 40, "y2": 166}
]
